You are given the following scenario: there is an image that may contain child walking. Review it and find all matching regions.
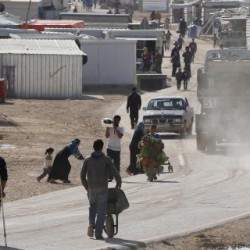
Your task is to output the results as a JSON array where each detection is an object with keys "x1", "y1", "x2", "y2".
[{"x1": 37, "y1": 147, "x2": 54, "y2": 182}]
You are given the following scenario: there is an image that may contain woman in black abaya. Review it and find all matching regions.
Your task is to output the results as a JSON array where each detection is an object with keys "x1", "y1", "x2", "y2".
[
  {"x1": 126, "y1": 122, "x2": 145, "y2": 175},
  {"x1": 48, "y1": 138, "x2": 84, "y2": 183}
]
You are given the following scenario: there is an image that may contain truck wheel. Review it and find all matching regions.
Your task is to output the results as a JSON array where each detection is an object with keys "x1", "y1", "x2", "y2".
[
  {"x1": 196, "y1": 132, "x2": 206, "y2": 151},
  {"x1": 207, "y1": 137, "x2": 216, "y2": 153},
  {"x1": 180, "y1": 123, "x2": 187, "y2": 138}
]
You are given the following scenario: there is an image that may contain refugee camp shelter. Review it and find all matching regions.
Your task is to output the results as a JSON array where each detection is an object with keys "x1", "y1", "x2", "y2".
[
  {"x1": 0, "y1": 12, "x2": 23, "y2": 28},
  {"x1": 0, "y1": 0, "x2": 68, "y2": 21},
  {"x1": 80, "y1": 39, "x2": 136, "y2": 89},
  {"x1": 0, "y1": 39, "x2": 86, "y2": 99}
]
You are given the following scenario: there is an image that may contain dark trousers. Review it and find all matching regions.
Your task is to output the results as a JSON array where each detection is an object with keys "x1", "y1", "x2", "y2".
[
  {"x1": 172, "y1": 63, "x2": 180, "y2": 77},
  {"x1": 107, "y1": 148, "x2": 120, "y2": 180},
  {"x1": 184, "y1": 63, "x2": 191, "y2": 77},
  {"x1": 130, "y1": 113, "x2": 138, "y2": 129},
  {"x1": 127, "y1": 148, "x2": 138, "y2": 175}
]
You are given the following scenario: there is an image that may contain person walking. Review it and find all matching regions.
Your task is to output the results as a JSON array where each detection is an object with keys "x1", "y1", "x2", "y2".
[
  {"x1": 165, "y1": 30, "x2": 172, "y2": 50},
  {"x1": 179, "y1": 18, "x2": 187, "y2": 37},
  {"x1": 175, "y1": 67, "x2": 183, "y2": 90},
  {"x1": 177, "y1": 34, "x2": 184, "y2": 50},
  {"x1": 162, "y1": 31, "x2": 167, "y2": 51},
  {"x1": 171, "y1": 41, "x2": 181, "y2": 77},
  {"x1": 189, "y1": 38, "x2": 197, "y2": 62},
  {"x1": 182, "y1": 46, "x2": 193, "y2": 77},
  {"x1": 182, "y1": 67, "x2": 190, "y2": 90},
  {"x1": 105, "y1": 115, "x2": 124, "y2": 181},
  {"x1": 81, "y1": 139, "x2": 122, "y2": 240},
  {"x1": 126, "y1": 87, "x2": 142, "y2": 129},
  {"x1": 37, "y1": 147, "x2": 54, "y2": 182},
  {"x1": 126, "y1": 122, "x2": 145, "y2": 175},
  {"x1": 48, "y1": 139, "x2": 84, "y2": 184},
  {"x1": 0, "y1": 157, "x2": 8, "y2": 199}
]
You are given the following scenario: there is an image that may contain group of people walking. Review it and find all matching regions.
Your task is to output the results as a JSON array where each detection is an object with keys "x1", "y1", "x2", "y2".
[{"x1": 171, "y1": 38, "x2": 197, "y2": 90}]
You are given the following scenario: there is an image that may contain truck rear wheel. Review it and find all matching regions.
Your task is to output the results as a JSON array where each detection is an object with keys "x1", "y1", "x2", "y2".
[
  {"x1": 196, "y1": 132, "x2": 206, "y2": 151},
  {"x1": 207, "y1": 136, "x2": 216, "y2": 153},
  {"x1": 187, "y1": 120, "x2": 193, "y2": 136},
  {"x1": 180, "y1": 123, "x2": 187, "y2": 138}
]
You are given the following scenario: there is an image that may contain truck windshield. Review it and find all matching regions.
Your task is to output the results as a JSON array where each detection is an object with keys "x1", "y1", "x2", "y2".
[{"x1": 147, "y1": 98, "x2": 184, "y2": 110}]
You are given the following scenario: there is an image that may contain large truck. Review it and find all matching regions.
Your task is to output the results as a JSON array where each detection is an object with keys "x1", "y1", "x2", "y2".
[{"x1": 196, "y1": 49, "x2": 250, "y2": 151}]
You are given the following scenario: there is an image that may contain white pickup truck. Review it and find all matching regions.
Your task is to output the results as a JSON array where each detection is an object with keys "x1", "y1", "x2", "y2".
[{"x1": 143, "y1": 96, "x2": 194, "y2": 138}]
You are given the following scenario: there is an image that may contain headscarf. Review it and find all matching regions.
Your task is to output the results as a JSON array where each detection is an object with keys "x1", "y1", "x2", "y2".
[
  {"x1": 136, "y1": 122, "x2": 144, "y2": 133},
  {"x1": 67, "y1": 138, "x2": 81, "y2": 155}
]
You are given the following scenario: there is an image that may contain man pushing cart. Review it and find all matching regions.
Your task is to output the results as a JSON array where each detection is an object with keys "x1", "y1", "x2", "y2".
[{"x1": 81, "y1": 139, "x2": 129, "y2": 240}]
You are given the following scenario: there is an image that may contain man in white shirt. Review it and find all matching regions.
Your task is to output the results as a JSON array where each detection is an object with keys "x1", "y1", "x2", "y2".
[{"x1": 105, "y1": 115, "x2": 124, "y2": 181}]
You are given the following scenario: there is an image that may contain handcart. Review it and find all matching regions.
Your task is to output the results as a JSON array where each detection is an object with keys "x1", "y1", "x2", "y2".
[{"x1": 104, "y1": 188, "x2": 129, "y2": 238}]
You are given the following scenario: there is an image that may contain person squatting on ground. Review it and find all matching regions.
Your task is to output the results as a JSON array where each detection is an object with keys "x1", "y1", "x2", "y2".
[
  {"x1": 126, "y1": 122, "x2": 145, "y2": 176},
  {"x1": 171, "y1": 41, "x2": 181, "y2": 77},
  {"x1": 0, "y1": 156, "x2": 8, "y2": 200},
  {"x1": 105, "y1": 115, "x2": 124, "y2": 181},
  {"x1": 189, "y1": 38, "x2": 197, "y2": 62},
  {"x1": 48, "y1": 138, "x2": 84, "y2": 184},
  {"x1": 126, "y1": 87, "x2": 142, "y2": 129},
  {"x1": 81, "y1": 139, "x2": 122, "y2": 240},
  {"x1": 37, "y1": 147, "x2": 54, "y2": 182},
  {"x1": 175, "y1": 67, "x2": 183, "y2": 90},
  {"x1": 182, "y1": 46, "x2": 193, "y2": 78}
]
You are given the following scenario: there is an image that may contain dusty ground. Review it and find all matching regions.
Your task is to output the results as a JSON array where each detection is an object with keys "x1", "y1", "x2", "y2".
[
  {"x1": 0, "y1": 9, "x2": 250, "y2": 250},
  {"x1": 1, "y1": 92, "x2": 250, "y2": 250}
]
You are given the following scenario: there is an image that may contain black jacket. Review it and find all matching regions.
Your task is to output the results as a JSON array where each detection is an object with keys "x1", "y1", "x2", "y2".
[{"x1": 127, "y1": 92, "x2": 141, "y2": 113}]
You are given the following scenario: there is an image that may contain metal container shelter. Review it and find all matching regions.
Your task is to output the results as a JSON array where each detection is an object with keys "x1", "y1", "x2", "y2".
[
  {"x1": 80, "y1": 39, "x2": 136, "y2": 87},
  {"x1": 0, "y1": 39, "x2": 86, "y2": 99}
]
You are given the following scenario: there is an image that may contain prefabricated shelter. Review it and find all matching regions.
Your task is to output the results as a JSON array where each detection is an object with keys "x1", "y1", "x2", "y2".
[
  {"x1": 0, "y1": 0, "x2": 68, "y2": 21},
  {"x1": 108, "y1": 29, "x2": 164, "y2": 58},
  {"x1": 0, "y1": 39, "x2": 87, "y2": 99},
  {"x1": 80, "y1": 39, "x2": 136, "y2": 89},
  {"x1": 45, "y1": 27, "x2": 107, "y2": 39},
  {"x1": 0, "y1": 12, "x2": 23, "y2": 28}
]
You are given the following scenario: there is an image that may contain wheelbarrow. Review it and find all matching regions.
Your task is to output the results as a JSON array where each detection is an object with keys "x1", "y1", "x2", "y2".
[{"x1": 104, "y1": 188, "x2": 129, "y2": 238}]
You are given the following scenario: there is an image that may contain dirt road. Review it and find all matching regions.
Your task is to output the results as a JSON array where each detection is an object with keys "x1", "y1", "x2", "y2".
[{"x1": 0, "y1": 9, "x2": 250, "y2": 250}]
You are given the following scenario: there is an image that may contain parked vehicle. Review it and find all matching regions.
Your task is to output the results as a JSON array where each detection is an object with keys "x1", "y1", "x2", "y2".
[{"x1": 143, "y1": 96, "x2": 194, "y2": 138}]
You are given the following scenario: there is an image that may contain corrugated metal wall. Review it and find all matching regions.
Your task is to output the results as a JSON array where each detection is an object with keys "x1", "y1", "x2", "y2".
[{"x1": 0, "y1": 53, "x2": 82, "y2": 99}]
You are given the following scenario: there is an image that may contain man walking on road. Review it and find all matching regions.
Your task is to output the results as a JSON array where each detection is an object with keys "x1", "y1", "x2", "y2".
[
  {"x1": 81, "y1": 139, "x2": 122, "y2": 240},
  {"x1": 126, "y1": 87, "x2": 142, "y2": 129},
  {"x1": 171, "y1": 41, "x2": 181, "y2": 77},
  {"x1": 105, "y1": 115, "x2": 124, "y2": 181},
  {"x1": 189, "y1": 38, "x2": 197, "y2": 62}
]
